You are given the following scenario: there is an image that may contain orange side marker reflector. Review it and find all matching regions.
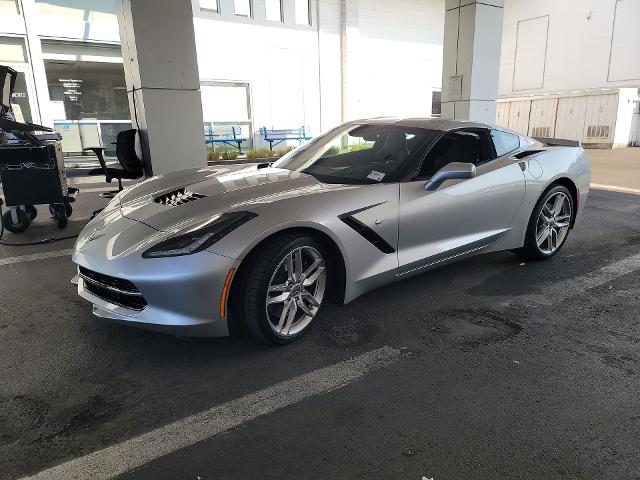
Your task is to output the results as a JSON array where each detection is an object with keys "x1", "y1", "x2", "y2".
[{"x1": 219, "y1": 268, "x2": 236, "y2": 319}]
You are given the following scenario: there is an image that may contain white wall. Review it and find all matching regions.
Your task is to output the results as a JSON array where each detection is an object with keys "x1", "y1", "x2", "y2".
[
  {"x1": 499, "y1": 0, "x2": 640, "y2": 97},
  {"x1": 348, "y1": 0, "x2": 444, "y2": 119},
  {"x1": 193, "y1": 0, "x2": 445, "y2": 145},
  {"x1": 8, "y1": 0, "x2": 446, "y2": 147},
  {"x1": 34, "y1": 0, "x2": 120, "y2": 42},
  {"x1": 192, "y1": 0, "x2": 321, "y2": 148}
]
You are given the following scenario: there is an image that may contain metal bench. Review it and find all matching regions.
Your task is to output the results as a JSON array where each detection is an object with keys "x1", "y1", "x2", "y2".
[
  {"x1": 204, "y1": 125, "x2": 247, "y2": 153},
  {"x1": 259, "y1": 126, "x2": 311, "y2": 150}
]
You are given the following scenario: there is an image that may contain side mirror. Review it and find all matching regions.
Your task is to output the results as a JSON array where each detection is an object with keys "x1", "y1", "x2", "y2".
[{"x1": 424, "y1": 162, "x2": 477, "y2": 191}]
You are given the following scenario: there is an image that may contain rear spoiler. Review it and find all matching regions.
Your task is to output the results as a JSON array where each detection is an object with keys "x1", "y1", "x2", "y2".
[{"x1": 533, "y1": 137, "x2": 581, "y2": 148}]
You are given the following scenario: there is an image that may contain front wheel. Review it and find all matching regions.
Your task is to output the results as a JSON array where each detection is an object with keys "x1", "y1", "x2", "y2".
[
  {"x1": 237, "y1": 234, "x2": 328, "y2": 345},
  {"x1": 515, "y1": 185, "x2": 574, "y2": 261}
]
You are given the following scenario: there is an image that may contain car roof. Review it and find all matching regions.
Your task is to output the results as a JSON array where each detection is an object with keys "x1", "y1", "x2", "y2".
[{"x1": 345, "y1": 117, "x2": 494, "y2": 132}]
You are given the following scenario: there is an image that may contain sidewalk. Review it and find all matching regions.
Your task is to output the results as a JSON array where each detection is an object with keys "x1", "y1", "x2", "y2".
[{"x1": 587, "y1": 147, "x2": 640, "y2": 194}]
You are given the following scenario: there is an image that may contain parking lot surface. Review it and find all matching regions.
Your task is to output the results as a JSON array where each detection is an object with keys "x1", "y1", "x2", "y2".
[{"x1": 1, "y1": 158, "x2": 640, "y2": 479}]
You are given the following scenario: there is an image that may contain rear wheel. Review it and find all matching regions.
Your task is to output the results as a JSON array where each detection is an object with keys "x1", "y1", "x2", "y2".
[
  {"x1": 515, "y1": 184, "x2": 573, "y2": 261},
  {"x1": 237, "y1": 234, "x2": 328, "y2": 344}
]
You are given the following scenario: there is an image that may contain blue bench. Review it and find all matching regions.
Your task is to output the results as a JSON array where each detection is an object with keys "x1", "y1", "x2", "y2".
[
  {"x1": 259, "y1": 126, "x2": 312, "y2": 150},
  {"x1": 204, "y1": 125, "x2": 247, "y2": 153}
]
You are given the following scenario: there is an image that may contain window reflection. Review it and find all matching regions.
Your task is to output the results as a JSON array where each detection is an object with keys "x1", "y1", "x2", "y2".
[
  {"x1": 11, "y1": 72, "x2": 32, "y2": 123},
  {"x1": 45, "y1": 60, "x2": 129, "y2": 121}
]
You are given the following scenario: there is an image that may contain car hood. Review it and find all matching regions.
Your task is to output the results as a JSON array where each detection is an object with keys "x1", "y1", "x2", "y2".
[{"x1": 116, "y1": 164, "x2": 346, "y2": 234}]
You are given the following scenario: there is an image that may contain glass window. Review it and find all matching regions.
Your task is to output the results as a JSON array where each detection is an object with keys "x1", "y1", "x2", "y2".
[
  {"x1": 44, "y1": 60, "x2": 129, "y2": 120},
  {"x1": 200, "y1": 0, "x2": 219, "y2": 12},
  {"x1": 234, "y1": 0, "x2": 251, "y2": 17},
  {"x1": 491, "y1": 130, "x2": 520, "y2": 156},
  {"x1": 274, "y1": 124, "x2": 436, "y2": 184},
  {"x1": 0, "y1": 0, "x2": 19, "y2": 15},
  {"x1": 419, "y1": 130, "x2": 496, "y2": 177},
  {"x1": 10, "y1": 72, "x2": 32, "y2": 123},
  {"x1": 265, "y1": 0, "x2": 282, "y2": 22},
  {"x1": 0, "y1": 36, "x2": 27, "y2": 63},
  {"x1": 431, "y1": 90, "x2": 441, "y2": 116},
  {"x1": 294, "y1": 0, "x2": 310, "y2": 25},
  {"x1": 201, "y1": 82, "x2": 251, "y2": 122}
]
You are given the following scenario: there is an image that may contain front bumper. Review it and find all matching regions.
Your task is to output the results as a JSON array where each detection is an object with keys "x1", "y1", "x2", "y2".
[{"x1": 73, "y1": 218, "x2": 238, "y2": 337}]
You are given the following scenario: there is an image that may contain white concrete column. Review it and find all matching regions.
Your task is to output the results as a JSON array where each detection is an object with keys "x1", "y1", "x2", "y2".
[
  {"x1": 340, "y1": 0, "x2": 358, "y2": 122},
  {"x1": 20, "y1": 0, "x2": 51, "y2": 127},
  {"x1": 117, "y1": 0, "x2": 205, "y2": 176},
  {"x1": 441, "y1": 0, "x2": 504, "y2": 123}
]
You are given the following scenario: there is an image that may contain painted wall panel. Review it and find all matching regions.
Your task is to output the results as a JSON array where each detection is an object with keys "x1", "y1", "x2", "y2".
[
  {"x1": 555, "y1": 96, "x2": 587, "y2": 142},
  {"x1": 496, "y1": 101, "x2": 510, "y2": 128},
  {"x1": 512, "y1": 15, "x2": 548, "y2": 91},
  {"x1": 506, "y1": 99, "x2": 531, "y2": 134},
  {"x1": 608, "y1": 0, "x2": 640, "y2": 82},
  {"x1": 527, "y1": 98, "x2": 557, "y2": 137}
]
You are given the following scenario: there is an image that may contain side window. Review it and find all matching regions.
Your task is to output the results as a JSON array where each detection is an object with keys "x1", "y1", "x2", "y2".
[
  {"x1": 491, "y1": 130, "x2": 520, "y2": 157},
  {"x1": 417, "y1": 129, "x2": 493, "y2": 178}
]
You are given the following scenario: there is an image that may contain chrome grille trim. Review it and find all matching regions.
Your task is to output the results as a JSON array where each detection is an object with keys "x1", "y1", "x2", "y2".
[{"x1": 78, "y1": 267, "x2": 148, "y2": 311}]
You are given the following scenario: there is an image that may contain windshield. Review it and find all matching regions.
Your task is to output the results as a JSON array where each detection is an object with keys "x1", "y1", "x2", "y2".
[{"x1": 273, "y1": 124, "x2": 437, "y2": 184}]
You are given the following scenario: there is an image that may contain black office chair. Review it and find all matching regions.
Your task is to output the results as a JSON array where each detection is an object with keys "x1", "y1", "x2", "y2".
[{"x1": 84, "y1": 129, "x2": 144, "y2": 198}]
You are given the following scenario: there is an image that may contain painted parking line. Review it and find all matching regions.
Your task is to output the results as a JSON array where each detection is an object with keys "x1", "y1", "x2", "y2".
[
  {"x1": 0, "y1": 248, "x2": 73, "y2": 266},
  {"x1": 69, "y1": 178, "x2": 136, "y2": 187},
  {"x1": 591, "y1": 183, "x2": 640, "y2": 195},
  {"x1": 510, "y1": 251, "x2": 640, "y2": 307},
  {"x1": 20, "y1": 346, "x2": 403, "y2": 480}
]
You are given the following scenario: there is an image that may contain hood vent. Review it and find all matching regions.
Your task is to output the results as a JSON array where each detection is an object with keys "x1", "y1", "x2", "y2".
[{"x1": 154, "y1": 188, "x2": 207, "y2": 206}]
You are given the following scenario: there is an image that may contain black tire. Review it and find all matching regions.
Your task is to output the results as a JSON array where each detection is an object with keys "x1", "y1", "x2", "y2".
[
  {"x1": 514, "y1": 184, "x2": 574, "y2": 261},
  {"x1": 65, "y1": 203, "x2": 73, "y2": 218},
  {"x1": 236, "y1": 233, "x2": 329, "y2": 345},
  {"x1": 26, "y1": 205, "x2": 37, "y2": 221},
  {"x1": 52, "y1": 204, "x2": 68, "y2": 229},
  {"x1": 2, "y1": 209, "x2": 30, "y2": 233}
]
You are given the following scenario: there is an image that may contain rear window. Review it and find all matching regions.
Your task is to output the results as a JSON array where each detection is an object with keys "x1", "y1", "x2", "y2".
[{"x1": 491, "y1": 130, "x2": 521, "y2": 157}]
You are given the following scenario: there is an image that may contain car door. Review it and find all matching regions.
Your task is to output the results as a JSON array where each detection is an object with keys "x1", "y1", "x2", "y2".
[{"x1": 397, "y1": 128, "x2": 526, "y2": 275}]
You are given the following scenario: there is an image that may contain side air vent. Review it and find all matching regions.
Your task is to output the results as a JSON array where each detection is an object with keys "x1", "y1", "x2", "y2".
[
  {"x1": 154, "y1": 188, "x2": 207, "y2": 206},
  {"x1": 340, "y1": 216, "x2": 395, "y2": 254},
  {"x1": 513, "y1": 150, "x2": 544, "y2": 159}
]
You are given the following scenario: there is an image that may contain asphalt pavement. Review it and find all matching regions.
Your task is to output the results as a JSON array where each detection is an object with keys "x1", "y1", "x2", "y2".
[{"x1": 1, "y1": 155, "x2": 640, "y2": 479}]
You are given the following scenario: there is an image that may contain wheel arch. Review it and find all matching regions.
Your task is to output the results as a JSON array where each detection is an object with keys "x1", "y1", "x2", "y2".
[
  {"x1": 227, "y1": 226, "x2": 348, "y2": 334},
  {"x1": 547, "y1": 177, "x2": 579, "y2": 228}
]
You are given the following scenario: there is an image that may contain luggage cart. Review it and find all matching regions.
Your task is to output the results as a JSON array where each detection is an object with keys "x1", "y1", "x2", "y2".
[{"x1": 0, "y1": 65, "x2": 78, "y2": 233}]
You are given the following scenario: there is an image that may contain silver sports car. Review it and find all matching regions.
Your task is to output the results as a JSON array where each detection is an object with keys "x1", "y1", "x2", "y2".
[{"x1": 72, "y1": 118, "x2": 591, "y2": 344}]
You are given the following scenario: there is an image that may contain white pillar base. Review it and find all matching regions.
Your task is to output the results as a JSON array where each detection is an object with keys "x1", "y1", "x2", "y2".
[{"x1": 131, "y1": 88, "x2": 205, "y2": 176}]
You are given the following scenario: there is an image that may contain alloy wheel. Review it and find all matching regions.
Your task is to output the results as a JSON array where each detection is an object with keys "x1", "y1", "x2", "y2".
[
  {"x1": 265, "y1": 246, "x2": 327, "y2": 337},
  {"x1": 535, "y1": 192, "x2": 572, "y2": 255}
]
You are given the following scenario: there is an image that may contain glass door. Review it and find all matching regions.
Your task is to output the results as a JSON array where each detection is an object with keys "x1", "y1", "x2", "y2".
[{"x1": 9, "y1": 65, "x2": 38, "y2": 124}]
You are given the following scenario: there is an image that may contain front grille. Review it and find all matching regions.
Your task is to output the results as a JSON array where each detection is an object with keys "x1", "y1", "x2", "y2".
[
  {"x1": 79, "y1": 267, "x2": 147, "y2": 311},
  {"x1": 154, "y1": 188, "x2": 207, "y2": 206}
]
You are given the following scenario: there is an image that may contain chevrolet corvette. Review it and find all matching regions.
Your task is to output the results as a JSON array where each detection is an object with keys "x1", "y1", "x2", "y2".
[{"x1": 72, "y1": 118, "x2": 591, "y2": 343}]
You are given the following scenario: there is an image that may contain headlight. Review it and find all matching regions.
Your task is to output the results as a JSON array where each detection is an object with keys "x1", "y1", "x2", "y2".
[{"x1": 142, "y1": 211, "x2": 257, "y2": 258}]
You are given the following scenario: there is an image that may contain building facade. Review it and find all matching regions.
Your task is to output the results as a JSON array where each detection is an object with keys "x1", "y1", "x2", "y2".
[
  {"x1": 1, "y1": 0, "x2": 638, "y2": 155},
  {"x1": 0, "y1": 0, "x2": 444, "y2": 155},
  {"x1": 497, "y1": 0, "x2": 640, "y2": 147}
]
